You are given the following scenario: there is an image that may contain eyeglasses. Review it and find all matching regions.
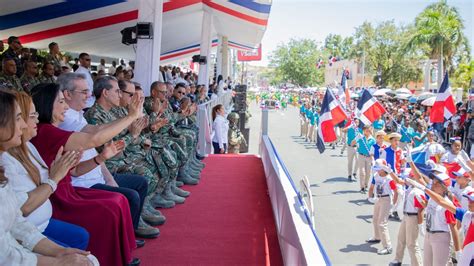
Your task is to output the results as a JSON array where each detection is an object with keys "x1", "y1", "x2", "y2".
[
  {"x1": 71, "y1": 89, "x2": 89, "y2": 95},
  {"x1": 120, "y1": 90, "x2": 134, "y2": 97},
  {"x1": 157, "y1": 90, "x2": 167, "y2": 94},
  {"x1": 29, "y1": 112, "x2": 39, "y2": 119}
]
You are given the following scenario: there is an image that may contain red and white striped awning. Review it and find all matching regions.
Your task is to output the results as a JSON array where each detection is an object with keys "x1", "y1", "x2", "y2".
[{"x1": 0, "y1": 0, "x2": 271, "y2": 63}]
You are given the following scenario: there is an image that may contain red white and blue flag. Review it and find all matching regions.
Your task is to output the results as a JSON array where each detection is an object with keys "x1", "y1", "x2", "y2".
[
  {"x1": 459, "y1": 221, "x2": 474, "y2": 265},
  {"x1": 430, "y1": 73, "x2": 456, "y2": 123},
  {"x1": 338, "y1": 69, "x2": 350, "y2": 105},
  {"x1": 317, "y1": 89, "x2": 348, "y2": 153},
  {"x1": 356, "y1": 89, "x2": 385, "y2": 126}
]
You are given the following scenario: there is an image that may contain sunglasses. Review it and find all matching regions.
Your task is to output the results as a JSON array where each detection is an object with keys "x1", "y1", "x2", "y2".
[{"x1": 121, "y1": 90, "x2": 134, "y2": 97}]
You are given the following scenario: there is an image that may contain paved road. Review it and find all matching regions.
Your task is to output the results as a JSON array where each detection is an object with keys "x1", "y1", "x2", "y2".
[{"x1": 246, "y1": 102, "x2": 412, "y2": 266}]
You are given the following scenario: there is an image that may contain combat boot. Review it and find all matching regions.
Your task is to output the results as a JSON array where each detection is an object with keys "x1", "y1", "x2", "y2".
[
  {"x1": 177, "y1": 174, "x2": 199, "y2": 185},
  {"x1": 162, "y1": 184, "x2": 185, "y2": 204},
  {"x1": 172, "y1": 181, "x2": 190, "y2": 197},
  {"x1": 141, "y1": 199, "x2": 166, "y2": 226},
  {"x1": 135, "y1": 217, "x2": 160, "y2": 239},
  {"x1": 150, "y1": 192, "x2": 175, "y2": 208},
  {"x1": 175, "y1": 180, "x2": 184, "y2": 187}
]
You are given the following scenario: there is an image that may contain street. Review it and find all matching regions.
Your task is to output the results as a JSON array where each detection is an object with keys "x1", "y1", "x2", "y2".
[{"x1": 247, "y1": 102, "x2": 411, "y2": 266}]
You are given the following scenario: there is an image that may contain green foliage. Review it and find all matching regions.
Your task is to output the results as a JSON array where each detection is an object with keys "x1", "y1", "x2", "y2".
[
  {"x1": 324, "y1": 34, "x2": 354, "y2": 59},
  {"x1": 452, "y1": 61, "x2": 474, "y2": 89},
  {"x1": 407, "y1": 1, "x2": 468, "y2": 73},
  {"x1": 351, "y1": 21, "x2": 423, "y2": 87},
  {"x1": 268, "y1": 38, "x2": 324, "y2": 87}
]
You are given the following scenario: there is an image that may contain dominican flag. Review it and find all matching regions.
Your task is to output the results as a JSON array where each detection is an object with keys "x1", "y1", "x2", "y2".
[
  {"x1": 430, "y1": 73, "x2": 456, "y2": 123},
  {"x1": 317, "y1": 89, "x2": 348, "y2": 153},
  {"x1": 459, "y1": 221, "x2": 474, "y2": 265},
  {"x1": 443, "y1": 162, "x2": 467, "y2": 179},
  {"x1": 356, "y1": 89, "x2": 385, "y2": 126},
  {"x1": 338, "y1": 70, "x2": 350, "y2": 105},
  {"x1": 316, "y1": 58, "x2": 324, "y2": 69}
]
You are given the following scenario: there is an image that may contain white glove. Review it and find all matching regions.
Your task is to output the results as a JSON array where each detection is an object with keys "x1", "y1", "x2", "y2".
[
  {"x1": 368, "y1": 197, "x2": 377, "y2": 204},
  {"x1": 426, "y1": 160, "x2": 437, "y2": 169},
  {"x1": 405, "y1": 178, "x2": 426, "y2": 191},
  {"x1": 418, "y1": 224, "x2": 425, "y2": 237},
  {"x1": 456, "y1": 251, "x2": 462, "y2": 262},
  {"x1": 405, "y1": 148, "x2": 413, "y2": 163}
]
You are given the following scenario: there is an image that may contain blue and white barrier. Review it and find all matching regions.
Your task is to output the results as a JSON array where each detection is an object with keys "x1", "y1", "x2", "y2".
[{"x1": 259, "y1": 131, "x2": 331, "y2": 265}]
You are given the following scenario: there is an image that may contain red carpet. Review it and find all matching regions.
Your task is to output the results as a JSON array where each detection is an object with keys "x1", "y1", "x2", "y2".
[{"x1": 134, "y1": 154, "x2": 283, "y2": 266}]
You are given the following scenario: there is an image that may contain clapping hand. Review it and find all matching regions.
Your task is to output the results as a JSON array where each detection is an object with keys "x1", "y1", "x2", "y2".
[
  {"x1": 129, "y1": 117, "x2": 147, "y2": 138},
  {"x1": 49, "y1": 146, "x2": 81, "y2": 183},
  {"x1": 100, "y1": 140, "x2": 125, "y2": 160},
  {"x1": 128, "y1": 94, "x2": 144, "y2": 120}
]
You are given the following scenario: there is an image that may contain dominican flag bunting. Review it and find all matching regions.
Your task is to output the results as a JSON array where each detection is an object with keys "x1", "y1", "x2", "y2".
[
  {"x1": 443, "y1": 162, "x2": 467, "y2": 179},
  {"x1": 316, "y1": 58, "x2": 324, "y2": 69},
  {"x1": 317, "y1": 89, "x2": 348, "y2": 153},
  {"x1": 459, "y1": 221, "x2": 474, "y2": 265},
  {"x1": 356, "y1": 89, "x2": 385, "y2": 126},
  {"x1": 338, "y1": 70, "x2": 350, "y2": 106},
  {"x1": 430, "y1": 73, "x2": 456, "y2": 123}
]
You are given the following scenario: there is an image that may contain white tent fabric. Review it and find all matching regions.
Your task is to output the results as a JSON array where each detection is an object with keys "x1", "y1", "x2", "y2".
[{"x1": 0, "y1": 0, "x2": 271, "y2": 62}]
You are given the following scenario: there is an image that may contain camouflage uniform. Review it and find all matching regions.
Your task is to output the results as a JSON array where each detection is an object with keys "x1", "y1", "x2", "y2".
[
  {"x1": 38, "y1": 75, "x2": 56, "y2": 84},
  {"x1": 0, "y1": 72, "x2": 23, "y2": 91},
  {"x1": 84, "y1": 102, "x2": 163, "y2": 195},
  {"x1": 20, "y1": 74, "x2": 40, "y2": 92},
  {"x1": 44, "y1": 54, "x2": 62, "y2": 76}
]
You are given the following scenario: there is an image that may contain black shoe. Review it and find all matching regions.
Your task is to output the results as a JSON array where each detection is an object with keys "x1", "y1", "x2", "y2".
[
  {"x1": 366, "y1": 238, "x2": 381, "y2": 244},
  {"x1": 128, "y1": 258, "x2": 141, "y2": 266},
  {"x1": 196, "y1": 154, "x2": 205, "y2": 161},
  {"x1": 360, "y1": 188, "x2": 366, "y2": 194},
  {"x1": 136, "y1": 240, "x2": 145, "y2": 248},
  {"x1": 348, "y1": 175, "x2": 352, "y2": 182}
]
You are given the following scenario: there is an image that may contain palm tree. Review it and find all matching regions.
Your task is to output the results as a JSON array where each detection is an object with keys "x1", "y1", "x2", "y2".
[{"x1": 407, "y1": 0, "x2": 465, "y2": 88}]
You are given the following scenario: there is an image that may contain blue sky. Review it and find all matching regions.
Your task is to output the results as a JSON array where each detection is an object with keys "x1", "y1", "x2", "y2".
[{"x1": 251, "y1": 0, "x2": 473, "y2": 66}]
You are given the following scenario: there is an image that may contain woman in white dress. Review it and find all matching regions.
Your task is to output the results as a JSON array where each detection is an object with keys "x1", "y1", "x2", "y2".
[{"x1": 0, "y1": 89, "x2": 92, "y2": 265}]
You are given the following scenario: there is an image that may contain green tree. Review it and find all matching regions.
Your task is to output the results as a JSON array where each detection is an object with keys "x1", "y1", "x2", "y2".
[
  {"x1": 324, "y1": 34, "x2": 354, "y2": 59},
  {"x1": 452, "y1": 61, "x2": 474, "y2": 89},
  {"x1": 351, "y1": 21, "x2": 422, "y2": 87},
  {"x1": 268, "y1": 38, "x2": 324, "y2": 87},
  {"x1": 407, "y1": 0, "x2": 466, "y2": 86}
]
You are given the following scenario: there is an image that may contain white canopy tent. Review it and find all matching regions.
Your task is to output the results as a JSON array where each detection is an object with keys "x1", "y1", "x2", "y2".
[{"x1": 0, "y1": 0, "x2": 271, "y2": 92}]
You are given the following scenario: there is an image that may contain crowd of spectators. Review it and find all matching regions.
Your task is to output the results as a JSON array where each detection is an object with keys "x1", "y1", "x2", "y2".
[{"x1": 0, "y1": 37, "x2": 233, "y2": 266}]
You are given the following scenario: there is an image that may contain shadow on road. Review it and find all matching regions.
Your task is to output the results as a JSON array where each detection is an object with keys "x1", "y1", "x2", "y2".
[
  {"x1": 339, "y1": 243, "x2": 378, "y2": 254},
  {"x1": 333, "y1": 190, "x2": 360, "y2": 195},
  {"x1": 356, "y1": 214, "x2": 373, "y2": 224},
  {"x1": 323, "y1": 177, "x2": 350, "y2": 183},
  {"x1": 349, "y1": 199, "x2": 371, "y2": 206}
]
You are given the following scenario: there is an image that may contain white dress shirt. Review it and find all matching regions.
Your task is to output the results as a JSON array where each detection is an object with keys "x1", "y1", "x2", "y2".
[
  {"x1": 58, "y1": 108, "x2": 105, "y2": 188},
  {"x1": 108, "y1": 65, "x2": 116, "y2": 75},
  {"x1": 212, "y1": 115, "x2": 229, "y2": 149},
  {"x1": 75, "y1": 65, "x2": 95, "y2": 108},
  {"x1": 2, "y1": 143, "x2": 53, "y2": 232},
  {"x1": 0, "y1": 180, "x2": 45, "y2": 266}
]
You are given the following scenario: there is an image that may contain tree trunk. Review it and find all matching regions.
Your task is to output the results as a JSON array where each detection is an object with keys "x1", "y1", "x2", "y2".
[{"x1": 437, "y1": 42, "x2": 443, "y2": 91}]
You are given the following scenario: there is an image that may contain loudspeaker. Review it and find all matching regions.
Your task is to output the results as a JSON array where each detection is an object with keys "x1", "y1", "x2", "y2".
[
  {"x1": 192, "y1": 55, "x2": 200, "y2": 63},
  {"x1": 136, "y1": 23, "x2": 153, "y2": 39},
  {"x1": 234, "y1": 84, "x2": 247, "y2": 93},
  {"x1": 121, "y1": 26, "x2": 137, "y2": 45}
]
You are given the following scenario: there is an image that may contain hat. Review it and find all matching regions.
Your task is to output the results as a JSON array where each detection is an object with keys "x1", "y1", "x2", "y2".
[
  {"x1": 426, "y1": 160, "x2": 447, "y2": 174},
  {"x1": 462, "y1": 190, "x2": 474, "y2": 202},
  {"x1": 452, "y1": 171, "x2": 470, "y2": 178},
  {"x1": 375, "y1": 130, "x2": 386, "y2": 137},
  {"x1": 373, "y1": 159, "x2": 388, "y2": 171},
  {"x1": 388, "y1": 132, "x2": 402, "y2": 140},
  {"x1": 430, "y1": 172, "x2": 452, "y2": 187}
]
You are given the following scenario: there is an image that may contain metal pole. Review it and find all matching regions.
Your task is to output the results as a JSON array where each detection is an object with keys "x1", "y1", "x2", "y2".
[
  {"x1": 361, "y1": 50, "x2": 365, "y2": 88},
  {"x1": 262, "y1": 108, "x2": 269, "y2": 136}
]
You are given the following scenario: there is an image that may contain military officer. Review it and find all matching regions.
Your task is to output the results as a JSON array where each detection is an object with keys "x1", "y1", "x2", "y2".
[
  {"x1": 20, "y1": 61, "x2": 40, "y2": 92},
  {"x1": 0, "y1": 58, "x2": 23, "y2": 91},
  {"x1": 39, "y1": 62, "x2": 56, "y2": 83}
]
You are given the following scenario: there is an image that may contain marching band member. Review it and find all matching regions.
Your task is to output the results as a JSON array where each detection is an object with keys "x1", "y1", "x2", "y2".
[
  {"x1": 367, "y1": 159, "x2": 398, "y2": 255},
  {"x1": 370, "y1": 130, "x2": 386, "y2": 160},
  {"x1": 343, "y1": 119, "x2": 360, "y2": 182},
  {"x1": 424, "y1": 130, "x2": 446, "y2": 163},
  {"x1": 354, "y1": 125, "x2": 375, "y2": 193},
  {"x1": 380, "y1": 133, "x2": 405, "y2": 221}
]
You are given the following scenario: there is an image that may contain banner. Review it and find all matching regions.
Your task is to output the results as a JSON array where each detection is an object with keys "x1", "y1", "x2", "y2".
[{"x1": 237, "y1": 45, "x2": 262, "y2": 61}]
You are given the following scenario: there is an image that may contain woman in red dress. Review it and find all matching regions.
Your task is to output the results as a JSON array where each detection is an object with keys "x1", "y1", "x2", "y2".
[{"x1": 30, "y1": 82, "x2": 144, "y2": 266}]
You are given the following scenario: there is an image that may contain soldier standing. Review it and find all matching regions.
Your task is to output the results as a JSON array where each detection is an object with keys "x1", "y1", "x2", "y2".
[{"x1": 227, "y1": 112, "x2": 247, "y2": 154}]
